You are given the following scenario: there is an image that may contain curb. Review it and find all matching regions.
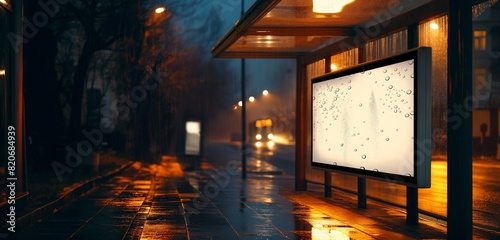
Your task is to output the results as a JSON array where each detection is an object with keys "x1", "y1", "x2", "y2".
[
  {"x1": 1, "y1": 161, "x2": 135, "y2": 235},
  {"x1": 247, "y1": 170, "x2": 283, "y2": 175}
]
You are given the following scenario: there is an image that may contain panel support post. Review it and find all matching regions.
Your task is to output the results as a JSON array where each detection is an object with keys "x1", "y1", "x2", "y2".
[
  {"x1": 324, "y1": 171, "x2": 332, "y2": 197},
  {"x1": 406, "y1": 23, "x2": 419, "y2": 226},
  {"x1": 406, "y1": 187, "x2": 418, "y2": 225},
  {"x1": 357, "y1": 178, "x2": 366, "y2": 209}
]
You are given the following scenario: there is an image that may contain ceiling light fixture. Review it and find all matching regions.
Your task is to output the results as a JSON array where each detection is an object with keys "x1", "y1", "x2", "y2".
[{"x1": 313, "y1": 0, "x2": 355, "y2": 14}]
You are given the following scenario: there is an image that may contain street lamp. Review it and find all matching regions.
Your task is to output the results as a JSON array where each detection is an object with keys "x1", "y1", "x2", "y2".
[
  {"x1": 155, "y1": 7, "x2": 166, "y2": 14},
  {"x1": 234, "y1": 90, "x2": 270, "y2": 109}
]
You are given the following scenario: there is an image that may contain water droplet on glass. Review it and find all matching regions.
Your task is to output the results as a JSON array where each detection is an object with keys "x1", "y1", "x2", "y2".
[
  {"x1": 383, "y1": 69, "x2": 387, "y2": 73},
  {"x1": 385, "y1": 76, "x2": 390, "y2": 81},
  {"x1": 410, "y1": 111, "x2": 414, "y2": 115},
  {"x1": 354, "y1": 149, "x2": 357, "y2": 152},
  {"x1": 409, "y1": 60, "x2": 414, "y2": 65},
  {"x1": 405, "y1": 113, "x2": 410, "y2": 118},
  {"x1": 340, "y1": 143, "x2": 344, "y2": 147},
  {"x1": 380, "y1": 129, "x2": 384, "y2": 132},
  {"x1": 386, "y1": 138, "x2": 390, "y2": 141},
  {"x1": 368, "y1": 71, "x2": 372, "y2": 75},
  {"x1": 397, "y1": 94, "x2": 401, "y2": 97},
  {"x1": 313, "y1": 96, "x2": 316, "y2": 101},
  {"x1": 348, "y1": 86, "x2": 352, "y2": 90},
  {"x1": 366, "y1": 137, "x2": 369, "y2": 140},
  {"x1": 362, "y1": 154, "x2": 366, "y2": 159},
  {"x1": 328, "y1": 148, "x2": 331, "y2": 151},
  {"x1": 389, "y1": 85, "x2": 393, "y2": 89},
  {"x1": 359, "y1": 103, "x2": 363, "y2": 107},
  {"x1": 406, "y1": 90, "x2": 412, "y2": 95},
  {"x1": 410, "y1": 73, "x2": 414, "y2": 78},
  {"x1": 394, "y1": 68, "x2": 398, "y2": 71},
  {"x1": 348, "y1": 80, "x2": 351, "y2": 83},
  {"x1": 394, "y1": 109, "x2": 398, "y2": 113}
]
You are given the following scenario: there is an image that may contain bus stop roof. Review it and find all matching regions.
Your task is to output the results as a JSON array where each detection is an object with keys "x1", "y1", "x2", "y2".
[{"x1": 211, "y1": 0, "x2": 451, "y2": 59}]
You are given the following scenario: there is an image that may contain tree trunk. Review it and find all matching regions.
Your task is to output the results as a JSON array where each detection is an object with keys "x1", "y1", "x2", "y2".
[{"x1": 69, "y1": 42, "x2": 94, "y2": 142}]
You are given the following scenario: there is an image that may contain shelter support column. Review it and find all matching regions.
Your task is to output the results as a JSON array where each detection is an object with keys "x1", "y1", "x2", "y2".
[
  {"x1": 447, "y1": 0, "x2": 473, "y2": 238},
  {"x1": 295, "y1": 58, "x2": 307, "y2": 191},
  {"x1": 357, "y1": 44, "x2": 367, "y2": 209},
  {"x1": 406, "y1": 23, "x2": 419, "y2": 225}
]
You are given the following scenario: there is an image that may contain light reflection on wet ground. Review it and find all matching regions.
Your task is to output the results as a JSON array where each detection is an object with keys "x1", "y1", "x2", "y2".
[{"x1": 10, "y1": 155, "x2": 447, "y2": 239}]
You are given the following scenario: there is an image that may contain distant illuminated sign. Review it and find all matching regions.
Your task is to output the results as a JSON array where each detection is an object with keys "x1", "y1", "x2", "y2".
[
  {"x1": 311, "y1": 47, "x2": 432, "y2": 187},
  {"x1": 255, "y1": 119, "x2": 272, "y2": 128},
  {"x1": 185, "y1": 120, "x2": 201, "y2": 156}
]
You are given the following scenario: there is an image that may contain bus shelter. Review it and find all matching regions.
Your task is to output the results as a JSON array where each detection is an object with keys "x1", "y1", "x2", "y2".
[{"x1": 212, "y1": 0, "x2": 498, "y2": 238}]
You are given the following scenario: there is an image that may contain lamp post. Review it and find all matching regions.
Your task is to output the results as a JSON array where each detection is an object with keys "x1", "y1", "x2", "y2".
[{"x1": 240, "y1": 0, "x2": 247, "y2": 179}]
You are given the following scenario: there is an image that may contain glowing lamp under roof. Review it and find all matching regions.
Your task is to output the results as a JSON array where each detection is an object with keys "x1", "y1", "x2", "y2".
[{"x1": 313, "y1": 0, "x2": 355, "y2": 14}]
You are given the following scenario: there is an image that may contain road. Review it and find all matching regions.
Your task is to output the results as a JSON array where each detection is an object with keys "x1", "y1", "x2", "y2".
[{"x1": 204, "y1": 141, "x2": 500, "y2": 234}]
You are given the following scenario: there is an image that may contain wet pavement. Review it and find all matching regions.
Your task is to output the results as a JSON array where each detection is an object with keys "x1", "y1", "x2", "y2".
[{"x1": 4, "y1": 155, "x2": 477, "y2": 239}]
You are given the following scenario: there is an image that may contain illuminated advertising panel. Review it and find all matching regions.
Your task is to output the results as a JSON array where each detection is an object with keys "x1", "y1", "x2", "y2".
[
  {"x1": 185, "y1": 120, "x2": 202, "y2": 156},
  {"x1": 311, "y1": 47, "x2": 431, "y2": 187}
]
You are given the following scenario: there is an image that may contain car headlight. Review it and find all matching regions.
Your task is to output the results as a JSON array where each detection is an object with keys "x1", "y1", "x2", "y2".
[
  {"x1": 267, "y1": 141, "x2": 275, "y2": 148},
  {"x1": 256, "y1": 134, "x2": 262, "y2": 140},
  {"x1": 268, "y1": 133, "x2": 274, "y2": 139}
]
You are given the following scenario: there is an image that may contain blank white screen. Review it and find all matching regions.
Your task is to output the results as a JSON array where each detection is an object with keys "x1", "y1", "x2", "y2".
[{"x1": 312, "y1": 59, "x2": 415, "y2": 177}]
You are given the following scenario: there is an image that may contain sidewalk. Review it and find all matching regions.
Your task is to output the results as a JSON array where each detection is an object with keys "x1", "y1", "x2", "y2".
[{"x1": 3, "y1": 155, "x2": 495, "y2": 239}]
